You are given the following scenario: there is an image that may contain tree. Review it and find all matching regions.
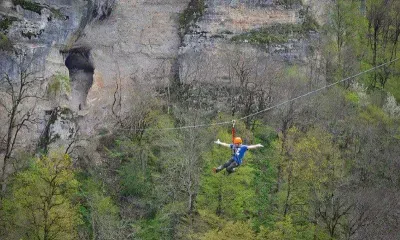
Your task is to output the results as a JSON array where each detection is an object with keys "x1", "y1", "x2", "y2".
[
  {"x1": 197, "y1": 124, "x2": 256, "y2": 221},
  {"x1": 269, "y1": 65, "x2": 309, "y2": 193},
  {"x1": 366, "y1": 0, "x2": 400, "y2": 88},
  {"x1": 79, "y1": 177, "x2": 124, "y2": 240},
  {"x1": 276, "y1": 127, "x2": 347, "y2": 238},
  {"x1": 201, "y1": 221, "x2": 256, "y2": 240},
  {"x1": 3, "y1": 153, "x2": 81, "y2": 240},
  {"x1": 151, "y1": 113, "x2": 212, "y2": 238},
  {"x1": 326, "y1": 0, "x2": 365, "y2": 86},
  {"x1": 224, "y1": 47, "x2": 281, "y2": 126},
  {"x1": 0, "y1": 51, "x2": 45, "y2": 194},
  {"x1": 251, "y1": 124, "x2": 279, "y2": 228},
  {"x1": 46, "y1": 72, "x2": 71, "y2": 105},
  {"x1": 256, "y1": 216, "x2": 318, "y2": 240}
]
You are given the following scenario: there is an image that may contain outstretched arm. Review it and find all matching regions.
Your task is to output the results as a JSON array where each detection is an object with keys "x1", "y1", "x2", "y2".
[
  {"x1": 214, "y1": 139, "x2": 231, "y2": 148},
  {"x1": 247, "y1": 143, "x2": 264, "y2": 149}
]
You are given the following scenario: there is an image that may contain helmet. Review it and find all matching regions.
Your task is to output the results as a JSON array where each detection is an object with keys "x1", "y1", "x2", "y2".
[{"x1": 233, "y1": 137, "x2": 242, "y2": 144}]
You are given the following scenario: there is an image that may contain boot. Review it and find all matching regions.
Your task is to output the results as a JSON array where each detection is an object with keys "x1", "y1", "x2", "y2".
[
  {"x1": 213, "y1": 166, "x2": 222, "y2": 173},
  {"x1": 227, "y1": 167, "x2": 236, "y2": 174}
]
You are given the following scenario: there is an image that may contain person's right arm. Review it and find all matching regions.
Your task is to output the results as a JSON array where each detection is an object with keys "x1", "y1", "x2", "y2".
[{"x1": 214, "y1": 139, "x2": 231, "y2": 148}]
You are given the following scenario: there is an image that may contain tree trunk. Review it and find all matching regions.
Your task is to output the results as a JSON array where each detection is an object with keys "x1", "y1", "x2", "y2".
[
  {"x1": 1, "y1": 105, "x2": 17, "y2": 194},
  {"x1": 283, "y1": 171, "x2": 292, "y2": 217}
]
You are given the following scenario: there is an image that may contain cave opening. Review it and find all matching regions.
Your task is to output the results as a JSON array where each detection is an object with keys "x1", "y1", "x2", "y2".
[{"x1": 64, "y1": 48, "x2": 94, "y2": 111}]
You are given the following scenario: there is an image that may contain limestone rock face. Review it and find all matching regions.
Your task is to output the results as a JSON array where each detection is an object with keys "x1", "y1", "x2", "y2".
[
  {"x1": 178, "y1": 0, "x2": 317, "y2": 90},
  {"x1": 1, "y1": 0, "x2": 85, "y2": 79},
  {"x1": 302, "y1": 0, "x2": 331, "y2": 25},
  {"x1": 73, "y1": 0, "x2": 190, "y2": 135},
  {"x1": 38, "y1": 107, "x2": 77, "y2": 152},
  {"x1": 1, "y1": 0, "x2": 190, "y2": 141},
  {"x1": 0, "y1": 0, "x2": 325, "y2": 152}
]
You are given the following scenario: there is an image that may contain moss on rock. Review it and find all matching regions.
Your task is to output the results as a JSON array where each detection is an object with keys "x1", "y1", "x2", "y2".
[
  {"x1": 231, "y1": 23, "x2": 304, "y2": 45},
  {"x1": 179, "y1": 0, "x2": 205, "y2": 38},
  {"x1": 0, "y1": 17, "x2": 17, "y2": 32},
  {"x1": 12, "y1": 0, "x2": 44, "y2": 14},
  {"x1": 0, "y1": 33, "x2": 13, "y2": 51}
]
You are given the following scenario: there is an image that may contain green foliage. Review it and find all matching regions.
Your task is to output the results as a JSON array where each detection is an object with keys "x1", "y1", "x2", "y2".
[
  {"x1": 0, "y1": 17, "x2": 17, "y2": 31},
  {"x1": 275, "y1": 127, "x2": 346, "y2": 238},
  {"x1": 0, "y1": 32, "x2": 13, "y2": 51},
  {"x1": 257, "y1": 217, "x2": 328, "y2": 240},
  {"x1": 301, "y1": 9, "x2": 319, "y2": 32},
  {"x1": 49, "y1": 8, "x2": 65, "y2": 20},
  {"x1": 291, "y1": 128, "x2": 345, "y2": 188},
  {"x1": 135, "y1": 202, "x2": 186, "y2": 239},
  {"x1": 275, "y1": 0, "x2": 302, "y2": 8},
  {"x1": 251, "y1": 123, "x2": 278, "y2": 147},
  {"x1": 286, "y1": 65, "x2": 308, "y2": 83},
  {"x1": 231, "y1": 19, "x2": 318, "y2": 46},
  {"x1": 324, "y1": 0, "x2": 368, "y2": 83},
  {"x1": 231, "y1": 24, "x2": 303, "y2": 45},
  {"x1": 47, "y1": 72, "x2": 71, "y2": 97},
  {"x1": 119, "y1": 156, "x2": 153, "y2": 197},
  {"x1": 104, "y1": 133, "x2": 158, "y2": 207},
  {"x1": 251, "y1": 125, "x2": 279, "y2": 228},
  {"x1": 362, "y1": 0, "x2": 400, "y2": 89},
  {"x1": 197, "y1": 128, "x2": 257, "y2": 220},
  {"x1": 12, "y1": 0, "x2": 43, "y2": 14},
  {"x1": 4, "y1": 153, "x2": 81, "y2": 240},
  {"x1": 359, "y1": 104, "x2": 391, "y2": 125},
  {"x1": 252, "y1": 144, "x2": 278, "y2": 227},
  {"x1": 345, "y1": 91, "x2": 360, "y2": 104},
  {"x1": 1, "y1": 0, "x2": 400, "y2": 236},
  {"x1": 179, "y1": 0, "x2": 205, "y2": 37},
  {"x1": 201, "y1": 221, "x2": 256, "y2": 240},
  {"x1": 11, "y1": 0, "x2": 65, "y2": 19},
  {"x1": 78, "y1": 176, "x2": 122, "y2": 240},
  {"x1": 256, "y1": 217, "x2": 297, "y2": 240},
  {"x1": 135, "y1": 218, "x2": 164, "y2": 239},
  {"x1": 386, "y1": 75, "x2": 400, "y2": 102}
]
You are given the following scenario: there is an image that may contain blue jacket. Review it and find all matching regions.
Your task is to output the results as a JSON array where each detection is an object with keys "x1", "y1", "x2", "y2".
[{"x1": 230, "y1": 144, "x2": 248, "y2": 165}]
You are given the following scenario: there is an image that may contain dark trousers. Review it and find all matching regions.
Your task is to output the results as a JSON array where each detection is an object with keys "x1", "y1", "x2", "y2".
[{"x1": 216, "y1": 158, "x2": 238, "y2": 174}]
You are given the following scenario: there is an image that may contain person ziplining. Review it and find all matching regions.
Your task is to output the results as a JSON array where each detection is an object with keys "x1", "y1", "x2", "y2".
[
  {"x1": 213, "y1": 120, "x2": 264, "y2": 174},
  {"x1": 116, "y1": 59, "x2": 398, "y2": 134},
  {"x1": 212, "y1": 137, "x2": 263, "y2": 174},
  {"x1": 213, "y1": 121, "x2": 264, "y2": 174}
]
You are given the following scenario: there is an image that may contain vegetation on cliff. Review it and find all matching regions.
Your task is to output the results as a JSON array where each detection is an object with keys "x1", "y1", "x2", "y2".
[
  {"x1": 179, "y1": 0, "x2": 205, "y2": 38},
  {"x1": 1, "y1": 0, "x2": 400, "y2": 239}
]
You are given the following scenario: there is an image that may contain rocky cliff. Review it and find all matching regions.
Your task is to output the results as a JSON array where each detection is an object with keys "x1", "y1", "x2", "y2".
[
  {"x1": 177, "y1": 0, "x2": 323, "y2": 116},
  {"x1": 0, "y1": 0, "x2": 328, "y2": 154},
  {"x1": 0, "y1": 0, "x2": 190, "y2": 154}
]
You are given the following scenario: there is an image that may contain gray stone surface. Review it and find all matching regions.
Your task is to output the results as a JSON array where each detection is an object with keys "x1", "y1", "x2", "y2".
[
  {"x1": 47, "y1": 107, "x2": 77, "y2": 150},
  {"x1": 178, "y1": 0, "x2": 311, "y2": 85},
  {"x1": 0, "y1": 0, "x2": 324, "y2": 153},
  {"x1": 73, "y1": 0, "x2": 190, "y2": 135}
]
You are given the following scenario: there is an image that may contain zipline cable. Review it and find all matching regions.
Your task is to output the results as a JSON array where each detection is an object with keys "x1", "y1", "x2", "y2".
[
  {"x1": 239, "y1": 58, "x2": 399, "y2": 121},
  {"x1": 117, "y1": 58, "x2": 399, "y2": 132}
]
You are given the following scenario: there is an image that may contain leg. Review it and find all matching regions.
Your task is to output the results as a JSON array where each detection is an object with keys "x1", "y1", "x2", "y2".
[
  {"x1": 226, "y1": 161, "x2": 238, "y2": 174},
  {"x1": 214, "y1": 158, "x2": 235, "y2": 173}
]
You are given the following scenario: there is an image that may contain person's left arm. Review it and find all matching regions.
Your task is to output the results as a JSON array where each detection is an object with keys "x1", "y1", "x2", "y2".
[{"x1": 247, "y1": 143, "x2": 264, "y2": 149}]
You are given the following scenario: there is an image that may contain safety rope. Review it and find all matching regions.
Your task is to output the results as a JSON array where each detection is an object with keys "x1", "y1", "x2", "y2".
[
  {"x1": 116, "y1": 58, "x2": 399, "y2": 132},
  {"x1": 231, "y1": 120, "x2": 236, "y2": 143},
  {"x1": 231, "y1": 120, "x2": 236, "y2": 154}
]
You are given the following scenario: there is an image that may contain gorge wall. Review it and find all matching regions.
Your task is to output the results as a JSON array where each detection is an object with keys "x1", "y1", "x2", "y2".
[{"x1": 0, "y1": 0, "x2": 329, "y2": 154}]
